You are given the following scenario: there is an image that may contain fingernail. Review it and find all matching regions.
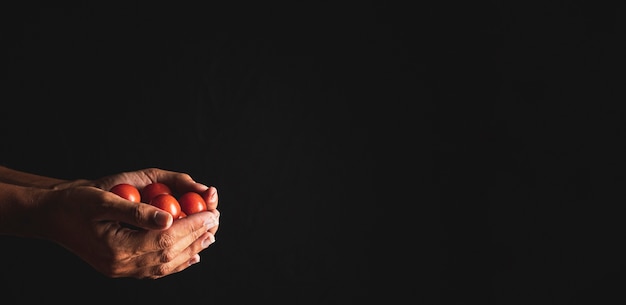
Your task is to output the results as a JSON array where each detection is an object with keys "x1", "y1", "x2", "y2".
[
  {"x1": 189, "y1": 254, "x2": 201, "y2": 265},
  {"x1": 204, "y1": 187, "x2": 217, "y2": 202},
  {"x1": 204, "y1": 215, "x2": 219, "y2": 230},
  {"x1": 154, "y1": 211, "x2": 172, "y2": 227},
  {"x1": 210, "y1": 188, "x2": 218, "y2": 200},
  {"x1": 202, "y1": 234, "x2": 215, "y2": 248}
]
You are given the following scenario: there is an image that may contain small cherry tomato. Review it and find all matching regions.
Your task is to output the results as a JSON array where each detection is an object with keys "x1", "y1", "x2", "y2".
[
  {"x1": 178, "y1": 192, "x2": 208, "y2": 216},
  {"x1": 150, "y1": 193, "x2": 181, "y2": 219},
  {"x1": 110, "y1": 183, "x2": 141, "y2": 203},
  {"x1": 141, "y1": 182, "x2": 172, "y2": 203}
]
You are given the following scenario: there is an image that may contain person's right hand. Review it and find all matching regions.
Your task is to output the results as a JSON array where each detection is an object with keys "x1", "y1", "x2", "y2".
[{"x1": 31, "y1": 168, "x2": 220, "y2": 279}]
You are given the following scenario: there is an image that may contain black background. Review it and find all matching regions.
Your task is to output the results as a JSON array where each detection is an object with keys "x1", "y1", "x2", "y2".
[{"x1": 1, "y1": 1, "x2": 626, "y2": 304}]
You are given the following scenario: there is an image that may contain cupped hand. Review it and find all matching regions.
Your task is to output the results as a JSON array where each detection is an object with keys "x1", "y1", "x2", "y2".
[
  {"x1": 92, "y1": 167, "x2": 219, "y2": 210},
  {"x1": 36, "y1": 168, "x2": 220, "y2": 279}
]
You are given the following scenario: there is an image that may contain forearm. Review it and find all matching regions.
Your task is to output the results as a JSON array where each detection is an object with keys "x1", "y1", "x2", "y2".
[
  {"x1": 0, "y1": 165, "x2": 68, "y2": 189},
  {"x1": 0, "y1": 165, "x2": 93, "y2": 191},
  {"x1": 0, "y1": 182, "x2": 46, "y2": 237}
]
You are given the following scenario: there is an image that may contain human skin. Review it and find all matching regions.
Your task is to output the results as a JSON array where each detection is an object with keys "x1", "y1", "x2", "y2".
[{"x1": 0, "y1": 166, "x2": 220, "y2": 279}]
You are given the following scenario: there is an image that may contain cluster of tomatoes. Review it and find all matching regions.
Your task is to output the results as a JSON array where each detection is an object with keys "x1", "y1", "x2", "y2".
[{"x1": 109, "y1": 182, "x2": 209, "y2": 219}]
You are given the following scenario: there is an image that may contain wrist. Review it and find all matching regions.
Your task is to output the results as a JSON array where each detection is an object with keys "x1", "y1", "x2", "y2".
[{"x1": 0, "y1": 184, "x2": 49, "y2": 238}]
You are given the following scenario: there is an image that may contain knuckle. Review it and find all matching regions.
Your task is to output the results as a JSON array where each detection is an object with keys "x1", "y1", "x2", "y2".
[
  {"x1": 159, "y1": 249, "x2": 177, "y2": 264},
  {"x1": 156, "y1": 231, "x2": 176, "y2": 249},
  {"x1": 152, "y1": 263, "x2": 170, "y2": 277}
]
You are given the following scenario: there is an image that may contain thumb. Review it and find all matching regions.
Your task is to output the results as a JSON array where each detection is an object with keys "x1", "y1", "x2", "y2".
[
  {"x1": 105, "y1": 200, "x2": 173, "y2": 230},
  {"x1": 142, "y1": 207, "x2": 174, "y2": 230}
]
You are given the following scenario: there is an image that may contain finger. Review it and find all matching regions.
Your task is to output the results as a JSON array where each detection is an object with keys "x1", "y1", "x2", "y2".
[
  {"x1": 208, "y1": 225, "x2": 219, "y2": 236},
  {"x1": 136, "y1": 232, "x2": 209, "y2": 279},
  {"x1": 204, "y1": 209, "x2": 220, "y2": 235},
  {"x1": 165, "y1": 231, "x2": 215, "y2": 275},
  {"x1": 204, "y1": 186, "x2": 219, "y2": 210},
  {"x1": 98, "y1": 192, "x2": 173, "y2": 230},
  {"x1": 115, "y1": 208, "x2": 218, "y2": 271},
  {"x1": 125, "y1": 221, "x2": 216, "y2": 279},
  {"x1": 153, "y1": 212, "x2": 218, "y2": 263},
  {"x1": 144, "y1": 211, "x2": 218, "y2": 254},
  {"x1": 144, "y1": 168, "x2": 210, "y2": 194},
  {"x1": 169, "y1": 211, "x2": 219, "y2": 249}
]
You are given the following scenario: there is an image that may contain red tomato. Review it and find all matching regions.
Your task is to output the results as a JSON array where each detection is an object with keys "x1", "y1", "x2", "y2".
[
  {"x1": 150, "y1": 193, "x2": 181, "y2": 219},
  {"x1": 110, "y1": 183, "x2": 141, "y2": 203},
  {"x1": 178, "y1": 192, "x2": 207, "y2": 216},
  {"x1": 141, "y1": 182, "x2": 172, "y2": 203}
]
